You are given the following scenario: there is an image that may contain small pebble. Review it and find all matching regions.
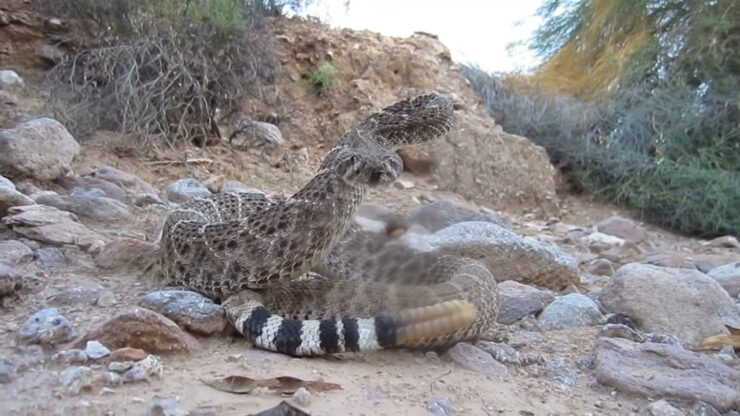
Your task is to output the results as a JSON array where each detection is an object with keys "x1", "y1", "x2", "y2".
[
  {"x1": 426, "y1": 397, "x2": 454, "y2": 416},
  {"x1": 292, "y1": 387, "x2": 311, "y2": 406},
  {"x1": 108, "y1": 361, "x2": 134, "y2": 373},
  {"x1": 123, "y1": 354, "x2": 163, "y2": 383},
  {"x1": 85, "y1": 340, "x2": 111, "y2": 360},
  {"x1": 103, "y1": 371, "x2": 123, "y2": 386}
]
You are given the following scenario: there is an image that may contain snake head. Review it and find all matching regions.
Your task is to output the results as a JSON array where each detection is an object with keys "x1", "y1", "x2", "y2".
[{"x1": 334, "y1": 151, "x2": 403, "y2": 187}]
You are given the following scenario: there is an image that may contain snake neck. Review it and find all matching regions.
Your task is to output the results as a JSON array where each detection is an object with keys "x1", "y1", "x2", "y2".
[{"x1": 289, "y1": 166, "x2": 366, "y2": 268}]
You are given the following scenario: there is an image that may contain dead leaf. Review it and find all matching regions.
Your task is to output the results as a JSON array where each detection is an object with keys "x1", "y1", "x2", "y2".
[
  {"x1": 203, "y1": 375, "x2": 341, "y2": 395},
  {"x1": 251, "y1": 401, "x2": 310, "y2": 416},
  {"x1": 698, "y1": 325, "x2": 740, "y2": 350}
]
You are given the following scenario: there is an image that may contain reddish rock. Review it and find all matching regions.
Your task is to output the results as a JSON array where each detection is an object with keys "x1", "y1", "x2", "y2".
[
  {"x1": 109, "y1": 347, "x2": 148, "y2": 362},
  {"x1": 80, "y1": 308, "x2": 198, "y2": 354}
]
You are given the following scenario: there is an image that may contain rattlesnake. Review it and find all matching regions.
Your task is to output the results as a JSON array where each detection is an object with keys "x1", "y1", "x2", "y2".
[{"x1": 159, "y1": 93, "x2": 499, "y2": 356}]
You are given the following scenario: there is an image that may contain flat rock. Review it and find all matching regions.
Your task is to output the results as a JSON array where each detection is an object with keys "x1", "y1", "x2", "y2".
[
  {"x1": 34, "y1": 193, "x2": 130, "y2": 223},
  {"x1": 166, "y1": 178, "x2": 211, "y2": 203},
  {"x1": 87, "y1": 165, "x2": 158, "y2": 195},
  {"x1": 707, "y1": 261, "x2": 740, "y2": 297},
  {"x1": 49, "y1": 283, "x2": 109, "y2": 306},
  {"x1": 19, "y1": 308, "x2": 75, "y2": 345},
  {"x1": 403, "y1": 221, "x2": 579, "y2": 290},
  {"x1": 537, "y1": 293, "x2": 603, "y2": 330},
  {"x1": 497, "y1": 280, "x2": 554, "y2": 324},
  {"x1": 139, "y1": 290, "x2": 227, "y2": 335},
  {"x1": 446, "y1": 342, "x2": 508, "y2": 378},
  {"x1": 0, "y1": 240, "x2": 34, "y2": 266},
  {"x1": 595, "y1": 337, "x2": 740, "y2": 412},
  {"x1": 3, "y1": 204, "x2": 109, "y2": 252},
  {"x1": 81, "y1": 308, "x2": 197, "y2": 354},
  {"x1": 94, "y1": 237, "x2": 159, "y2": 272},
  {"x1": 0, "y1": 118, "x2": 80, "y2": 180},
  {"x1": 59, "y1": 174, "x2": 128, "y2": 202},
  {"x1": 600, "y1": 263, "x2": 740, "y2": 348},
  {"x1": 406, "y1": 201, "x2": 499, "y2": 232},
  {"x1": 596, "y1": 215, "x2": 648, "y2": 243}
]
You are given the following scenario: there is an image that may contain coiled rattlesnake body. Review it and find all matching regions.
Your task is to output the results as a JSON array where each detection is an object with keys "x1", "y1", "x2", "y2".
[{"x1": 159, "y1": 93, "x2": 499, "y2": 355}]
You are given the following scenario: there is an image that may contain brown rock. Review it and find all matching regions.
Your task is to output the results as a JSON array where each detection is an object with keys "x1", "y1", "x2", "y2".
[
  {"x1": 2, "y1": 204, "x2": 109, "y2": 252},
  {"x1": 596, "y1": 215, "x2": 648, "y2": 243},
  {"x1": 88, "y1": 165, "x2": 158, "y2": 195},
  {"x1": 109, "y1": 347, "x2": 148, "y2": 362},
  {"x1": 595, "y1": 337, "x2": 740, "y2": 412},
  {"x1": 80, "y1": 308, "x2": 198, "y2": 354},
  {"x1": 94, "y1": 238, "x2": 159, "y2": 272}
]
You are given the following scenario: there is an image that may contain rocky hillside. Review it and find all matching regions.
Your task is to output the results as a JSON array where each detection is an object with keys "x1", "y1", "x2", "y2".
[{"x1": 0, "y1": 3, "x2": 739, "y2": 416}]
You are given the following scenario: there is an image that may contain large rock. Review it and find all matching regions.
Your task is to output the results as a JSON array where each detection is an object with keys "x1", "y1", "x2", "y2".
[
  {"x1": 600, "y1": 263, "x2": 740, "y2": 348},
  {"x1": 3, "y1": 204, "x2": 109, "y2": 252},
  {"x1": 0, "y1": 118, "x2": 80, "y2": 180},
  {"x1": 81, "y1": 308, "x2": 197, "y2": 354},
  {"x1": 34, "y1": 193, "x2": 130, "y2": 223},
  {"x1": 271, "y1": 18, "x2": 558, "y2": 216},
  {"x1": 595, "y1": 337, "x2": 740, "y2": 412},
  {"x1": 403, "y1": 221, "x2": 579, "y2": 290},
  {"x1": 427, "y1": 119, "x2": 559, "y2": 216},
  {"x1": 707, "y1": 262, "x2": 740, "y2": 298},
  {"x1": 497, "y1": 280, "x2": 554, "y2": 324}
]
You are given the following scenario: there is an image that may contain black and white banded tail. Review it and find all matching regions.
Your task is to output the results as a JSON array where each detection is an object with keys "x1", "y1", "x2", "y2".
[{"x1": 224, "y1": 290, "x2": 476, "y2": 356}]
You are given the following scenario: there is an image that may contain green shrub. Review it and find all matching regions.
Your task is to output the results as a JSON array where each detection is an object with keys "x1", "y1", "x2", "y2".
[
  {"x1": 305, "y1": 62, "x2": 337, "y2": 93},
  {"x1": 463, "y1": 65, "x2": 740, "y2": 237}
]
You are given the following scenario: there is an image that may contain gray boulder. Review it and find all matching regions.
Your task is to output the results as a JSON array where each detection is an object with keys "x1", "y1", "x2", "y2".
[
  {"x1": 600, "y1": 263, "x2": 740, "y2": 348},
  {"x1": 0, "y1": 118, "x2": 80, "y2": 180}
]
